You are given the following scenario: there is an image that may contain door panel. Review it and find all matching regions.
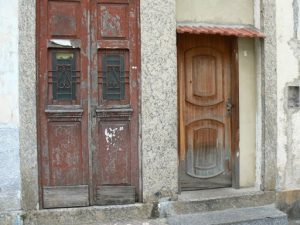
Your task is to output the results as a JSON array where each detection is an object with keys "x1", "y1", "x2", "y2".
[
  {"x1": 186, "y1": 120, "x2": 225, "y2": 178},
  {"x1": 38, "y1": 0, "x2": 140, "y2": 208},
  {"x1": 38, "y1": 0, "x2": 89, "y2": 208},
  {"x1": 185, "y1": 48, "x2": 223, "y2": 106},
  {"x1": 90, "y1": 0, "x2": 139, "y2": 205},
  {"x1": 178, "y1": 34, "x2": 234, "y2": 190}
]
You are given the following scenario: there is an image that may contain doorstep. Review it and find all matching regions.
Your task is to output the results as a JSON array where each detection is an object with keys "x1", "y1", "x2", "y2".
[
  {"x1": 167, "y1": 205, "x2": 288, "y2": 225},
  {"x1": 22, "y1": 204, "x2": 153, "y2": 225},
  {"x1": 158, "y1": 187, "x2": 275, "y2": 217}
]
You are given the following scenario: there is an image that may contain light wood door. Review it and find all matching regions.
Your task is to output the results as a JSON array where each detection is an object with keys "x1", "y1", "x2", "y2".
[
  {"x1": 178, "y1": 34, "x2": 238, "y2": 190},
  {"x1": 37, "y1": 0, "x2": 140, "y2": 208}
]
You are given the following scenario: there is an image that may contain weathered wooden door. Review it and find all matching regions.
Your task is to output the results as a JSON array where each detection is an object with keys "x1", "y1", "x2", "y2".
[
  {"x1": 38, "y1": 0, "x2": 140, "y2": 208},
  {"x1": 178, "y1": 34, "x2": 238, "y2": 191}
]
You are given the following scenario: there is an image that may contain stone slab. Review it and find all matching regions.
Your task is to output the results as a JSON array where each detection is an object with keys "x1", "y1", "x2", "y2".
[
  {"x1": 159, "y1": 189, "x2": 275, "y2": 217},
  {"x1": 167, "y1": 205, "x2": 288, "y2": 225},
  {"x1": 23, "y1": 204, "x2": 153, "y2": 225},
  {"x1": 60, "y1": 218, "x2": 168, "y2": 225},
  {"x1": 178, "y1": 188, "x2": 268, "y2": 201}
]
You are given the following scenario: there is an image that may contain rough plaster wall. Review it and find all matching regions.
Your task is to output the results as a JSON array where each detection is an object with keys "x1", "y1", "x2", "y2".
[
  {"x1": 254, "y1": 0, "x2": 263, "y2": 191},
  {"x1": 176, "y1": 0, "x2": 254, "y2": 25},
  {"x1": 239, "y1": 38, "x2": 257, "y2": 187},
  {"x1": 277, "y1": 0, "x2": 300, "y2": 190},
  {"x1": 0, "y1": 0, "x2": 21, "y2": 211},
  {"x1": 19, "y1": 0, "x2": 38, "y2": 210},
  {"x1": 140, "y1": 0, "x2": 178, "y2": 202},
  {"x1": 260, "y1": 0, "x2": 277, "y2": 191}
]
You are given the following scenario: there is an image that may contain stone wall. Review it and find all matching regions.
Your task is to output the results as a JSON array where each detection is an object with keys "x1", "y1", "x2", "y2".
[
  {"x1": 140, "y1": 0, "x2": 178, "y2": 202},
  {"x1": 18, "y1": 0, "x2": 38, "y2": 211}
]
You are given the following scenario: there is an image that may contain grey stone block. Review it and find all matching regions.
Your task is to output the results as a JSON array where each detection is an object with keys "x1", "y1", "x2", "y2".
[{"x1": 167, "y1": 206, "x2": 288, "y2": 225}]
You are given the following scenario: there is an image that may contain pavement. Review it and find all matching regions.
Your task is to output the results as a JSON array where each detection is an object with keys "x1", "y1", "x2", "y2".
[
  {"x1": 289, "y1": 219, "x2": 300, "y2": 225},
  {"x1": 63, "y1": 219, "x2": 168, "y2": 225}
]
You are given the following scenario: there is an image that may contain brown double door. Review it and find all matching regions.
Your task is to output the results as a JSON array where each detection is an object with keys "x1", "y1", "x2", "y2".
[
  {"x1": 38, "y1": 0, "x2": 140, "y2": 208},
  {"x1": 178, "y1": 34, "x2": 238, "y2": 191}
]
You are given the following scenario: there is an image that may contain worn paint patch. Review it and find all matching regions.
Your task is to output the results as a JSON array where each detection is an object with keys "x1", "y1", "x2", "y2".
[
  {"x1": 101, "y1": 6, "x2": 121, "y2": 37},
  {"x1": 104, "y1": 126, "x2": 124, "y2": 151},
  {"x1": 280, "y1": 74, "x2": 300, "y2": 189}
]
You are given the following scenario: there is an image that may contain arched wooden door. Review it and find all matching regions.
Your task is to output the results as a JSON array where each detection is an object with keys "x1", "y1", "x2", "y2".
[
  {"x1": 178, "y1": 34, "x2": 239, "y2": 191},
  {"x1": 37, "y1": 0, "x2": 140, "y2": 208}
]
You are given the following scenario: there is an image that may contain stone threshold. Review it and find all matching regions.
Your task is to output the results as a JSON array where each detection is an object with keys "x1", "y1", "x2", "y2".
[
  {"x1": 158, "y1": 188, "x2": 275, "y2": 217},
  {"x1": 167, "y1": 205, "x2": 288, "y2": 225}
]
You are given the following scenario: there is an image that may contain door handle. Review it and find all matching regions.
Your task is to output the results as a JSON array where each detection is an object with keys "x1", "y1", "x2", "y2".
[
  {"x1": 92, "y1": 110, "x2": 97, "y2": 118},
  {"x1": 226, "y1": 98, "x2": 233, "y2": 115}
]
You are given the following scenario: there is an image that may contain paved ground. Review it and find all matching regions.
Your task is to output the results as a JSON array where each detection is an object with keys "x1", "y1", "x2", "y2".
[
  {"x1": 69, "y1": 218, "x2": 299, "y2": 225},
  {"x1": 289, "y1": 219, "x2": 300, "y2": 225},
  {"x1": 62, "y1": 218, "x2": 168, "y2": 225}
]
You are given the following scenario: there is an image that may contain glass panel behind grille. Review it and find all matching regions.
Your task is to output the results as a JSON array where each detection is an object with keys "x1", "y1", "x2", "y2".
[
  {"x1": 52, "y1": 51, "x2": 76, "y2": 100},
  {"x1": 102, "y1": 54, "x2": 125, "y2": 100}
]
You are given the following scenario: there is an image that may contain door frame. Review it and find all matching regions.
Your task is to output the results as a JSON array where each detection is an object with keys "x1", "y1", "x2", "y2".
[{"x1": 177, "y1": 34, "x2": 240, "y2": 191}]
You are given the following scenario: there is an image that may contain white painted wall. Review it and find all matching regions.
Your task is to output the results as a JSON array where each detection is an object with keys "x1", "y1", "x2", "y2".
[
  {"x1": 176, "y1": 0, "x2": 254, "y2": 25},
  {"x1": 0, "y1": 0, "x2": 21, "y2": 210},
  {"x1": 239, "y1": 38, "x2": 257, "y2": 187},
  {"x1": 276, "y1": 0, "x2": 300, "y2": 190}
]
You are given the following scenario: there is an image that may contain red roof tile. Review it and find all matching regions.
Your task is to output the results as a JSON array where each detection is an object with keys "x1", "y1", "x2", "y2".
[{"x1": 177, "y1": 25, "x2": 265, "y2": 38}]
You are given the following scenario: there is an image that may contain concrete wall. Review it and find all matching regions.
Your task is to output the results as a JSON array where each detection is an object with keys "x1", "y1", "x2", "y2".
[
  {"x1": 176, "y1": 0, "x2": 254, "y2": 25},
  {"x1": 275, "y1": 0, "x2": 300, "y2": 217},
  {"x1": 239, "y1": 38, "x2": 257, "y2": 187},
  {"x1": 0, "y1": 0, "x2": 21, "y2": 211},
  {"x1": 276, "y1": 0, "x2": 300, "y2": 191}
]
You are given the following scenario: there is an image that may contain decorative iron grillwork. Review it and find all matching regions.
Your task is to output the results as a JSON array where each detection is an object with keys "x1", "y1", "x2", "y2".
[
  {"x1": 102, "y1": 54, "x2": 125, "y2": 100},
  {"x1": 52, "y1": 52, "x2": 76, "y2": 100}
]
